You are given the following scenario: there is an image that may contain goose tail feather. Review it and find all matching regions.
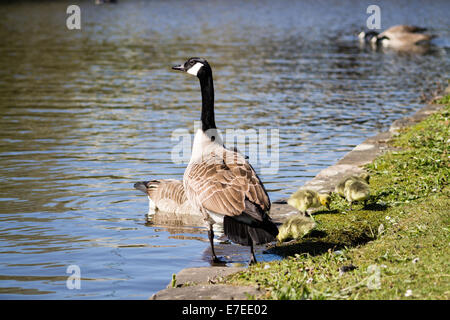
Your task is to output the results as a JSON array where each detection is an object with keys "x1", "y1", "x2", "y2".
[{"x1": 223, "y1": 216, "x2": 278, "y2": 246}]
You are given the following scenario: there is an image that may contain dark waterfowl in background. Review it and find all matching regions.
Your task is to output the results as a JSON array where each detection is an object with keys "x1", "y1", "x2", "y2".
[{"x1": 359, "y1": 25, "x2": 436, "y2": 52}]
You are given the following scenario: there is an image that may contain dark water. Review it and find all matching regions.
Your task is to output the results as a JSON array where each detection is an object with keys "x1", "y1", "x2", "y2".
[{"x1": 0, "y1": 0, "x2": 448, "y2": 299}]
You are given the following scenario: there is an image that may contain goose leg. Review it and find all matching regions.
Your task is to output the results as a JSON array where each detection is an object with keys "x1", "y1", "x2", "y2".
[
  {"x1": 208, "y1": 224, "x2": 220, "y2": 263},
  {"x1": 249, "y1": 241, "x2": 257, "y2": 265}
]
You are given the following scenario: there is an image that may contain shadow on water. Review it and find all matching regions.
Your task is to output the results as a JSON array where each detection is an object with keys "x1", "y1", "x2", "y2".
[{"x1": 148, "y1": 216, "x2": 283, "y2": 266}]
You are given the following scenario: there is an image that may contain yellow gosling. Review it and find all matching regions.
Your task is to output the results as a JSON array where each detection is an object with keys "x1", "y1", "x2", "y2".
[
  {"x1": 344, "y1": 179, "x2": 370, "y2": 210},
  {"x1": 277, "y1": 214, "x2": 316, "y2": 243},
  {"x1": 287, "y1": 189, "x2": 331, "y2": 215},
  {"x1": 335, "y1": 173, "x2": 370, "y2": 198}
]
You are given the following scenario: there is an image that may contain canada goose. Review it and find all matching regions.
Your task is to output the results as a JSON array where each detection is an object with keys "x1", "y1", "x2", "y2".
[
  {"x1": 343, "y1": 179, "x2": 370, "y2": 210},
  {"x1": 359, "y1": 25, "x2": 427, "y2": 42},
  {"x1": 277, "y1": 214, "x2": 316, "y2": 243},
  {"x1": 359, "y1": 25, "x2": 435, "y2": 48},
  {"x1": 172, "y1": 57, "x2": 278, "y2": 264},
  {"x1": 335, "y1": 173, "x2": 370, "y2": 198},
  {"x1": 134, "y1": 179, "x2": 195, "y2": 215},
  {"x1": 287, "y1": 189, "x2": 331, "y2": 215}
]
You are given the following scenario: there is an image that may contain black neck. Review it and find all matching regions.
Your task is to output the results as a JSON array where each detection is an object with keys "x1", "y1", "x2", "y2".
[{"x1": 198, "y1": 69, "x2": 216, "y2": 132}]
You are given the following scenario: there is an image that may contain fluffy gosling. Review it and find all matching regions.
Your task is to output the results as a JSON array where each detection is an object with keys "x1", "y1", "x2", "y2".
[
  {"x1": 335, "y1": 173, "x2": 370, "y2": 198},
  {"x1": 288, "y1": 189, "x2": 331, "y2": 215},
  {"x1": 277, "y1": 214, "x2": 316, "y2": 243},
  {"x1": 344, "y1": 179, "x2": 370, "y2": 210}
]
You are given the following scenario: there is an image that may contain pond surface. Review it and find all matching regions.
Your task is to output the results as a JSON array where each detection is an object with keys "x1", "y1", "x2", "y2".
[{"x1": 0, "y1": 0, "x2": 448, "y2": 299}]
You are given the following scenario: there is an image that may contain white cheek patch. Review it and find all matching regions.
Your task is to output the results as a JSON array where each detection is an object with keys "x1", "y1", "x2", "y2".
[{"x1": 187, "y1": 62, "x2": 204, "y2": 76}]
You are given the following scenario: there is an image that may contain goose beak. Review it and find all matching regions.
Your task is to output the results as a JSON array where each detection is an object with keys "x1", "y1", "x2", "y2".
[{"x1": 172, "y1": 64, "x2": 185, "y2": 71}]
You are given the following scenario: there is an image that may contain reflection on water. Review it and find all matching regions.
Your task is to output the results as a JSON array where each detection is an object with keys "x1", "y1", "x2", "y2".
[{"x1": 0, "y1": 0, "x2": 448, "y2": 299}]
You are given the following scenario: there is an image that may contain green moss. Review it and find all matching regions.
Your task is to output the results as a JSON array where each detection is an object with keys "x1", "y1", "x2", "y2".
[{"x1": 223, "y1": 105, "x2": 450, "y2": 300}]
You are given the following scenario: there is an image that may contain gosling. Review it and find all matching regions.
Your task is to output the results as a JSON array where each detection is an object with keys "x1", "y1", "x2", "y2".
[
  {"x1": 277, "y1": 214, "x2": 316, "y2": 243},
  {"x1": 335, "y1": 173, "x2": 370, "y2": 198},
  {"x1": 288, "y1": 189, "x2": 331, "y2": 216},
  {"x1": 344, "y1": 179, "x2": 370, "y2": 210}
]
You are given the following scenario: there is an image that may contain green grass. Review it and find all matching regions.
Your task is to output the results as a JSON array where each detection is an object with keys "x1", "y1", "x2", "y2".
[
  {"x1": 224, "y1": 103, "x2": 450, "y2": 300},
  {"x1": 434, "y1": 94, "x2": 450, "y2": 106}
]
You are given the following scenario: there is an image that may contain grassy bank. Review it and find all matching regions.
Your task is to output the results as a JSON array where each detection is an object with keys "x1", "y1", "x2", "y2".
[{"x1": 224, "y1": 99, "x2": 450, "y2": 300}]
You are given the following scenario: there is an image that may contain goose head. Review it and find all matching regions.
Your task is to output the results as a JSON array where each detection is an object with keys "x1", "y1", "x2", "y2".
[
  {"x1": 318, "y1": 193, "x2": 331, "y2": 210},
  {"x1": 172, "y1": 57, "x2": 211, "y2": 78},
  {"x1": 172, "y1": 57, "x2": 217, "y2": 133},
  {"x1": 358, "y1": 30, "x2": 379, "y2": 43},
  {"x1": 359, "y1": 172, "x2": 371, "y2": 184}
]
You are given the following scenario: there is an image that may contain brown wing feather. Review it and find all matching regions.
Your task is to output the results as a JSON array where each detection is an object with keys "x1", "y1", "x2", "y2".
[
  {"x1": 381, "y1": 32, "x2": 435, "y2": 45},
  {"x1": 184, "y1": 148, "x2": 270, "y2": 217},
  {"x1": 380, "y1": 25, "x2": 431, "y2": 42},
  {"x1": 384, "y1": 25, "x2": 426, "y2": 34},
  {"x1": 146, "y1": 179, "x2": 187, "y2": 205}
]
